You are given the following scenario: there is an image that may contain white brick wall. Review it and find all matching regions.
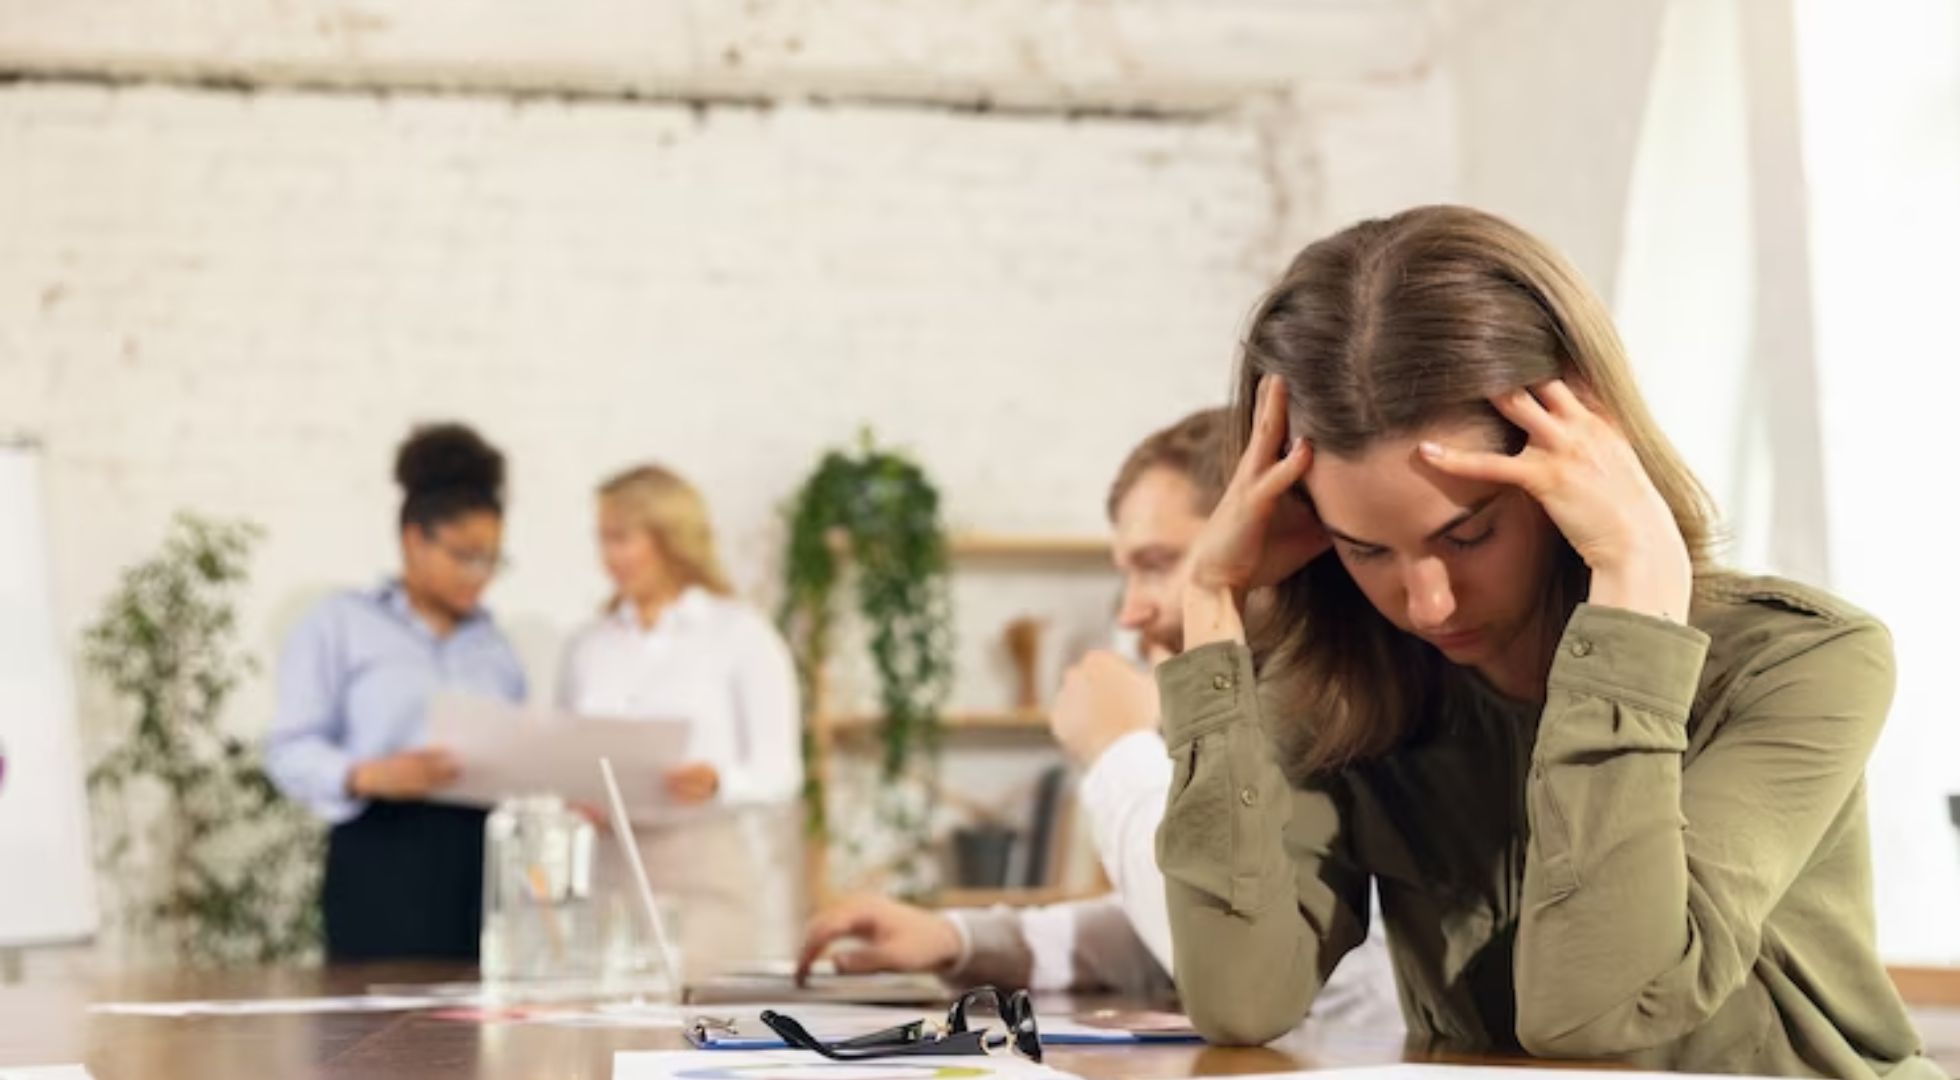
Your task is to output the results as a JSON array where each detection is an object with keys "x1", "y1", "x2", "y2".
[
  {"x1": 3, "y1": 82, "x2": 1267, "y2": 700},
  {"x1": 0, "y1": 2, "x2": 1456, "y2": 967},
  {"x1": 0, "y1": 0, "x2": 1434, "y2": 111},
  {"x1": 0, "y1": 61, "x2": 1454, "y2": 718}
]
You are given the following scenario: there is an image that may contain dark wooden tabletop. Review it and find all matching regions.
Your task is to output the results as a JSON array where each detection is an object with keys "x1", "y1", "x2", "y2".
[{"x1": 5, "y1": 964, "x2": 1960, "y2": 1079}]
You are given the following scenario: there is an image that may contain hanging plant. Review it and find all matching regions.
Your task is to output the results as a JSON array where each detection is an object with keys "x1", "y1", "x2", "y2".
[
  {"x1": 84, "y1": 513, "x2": 322, "y2": 965},
  {"x1": 777, "y1": 430, "x2": 954, "y2": 851}
]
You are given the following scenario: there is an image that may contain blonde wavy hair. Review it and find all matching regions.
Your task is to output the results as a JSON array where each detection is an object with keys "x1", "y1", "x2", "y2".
[
  {"x1": 1237, "y1": 205, "x2": 1728, "y2": 774},
  {"x1": 598, "y1": 464, "x2": 733, "y2": 599}
]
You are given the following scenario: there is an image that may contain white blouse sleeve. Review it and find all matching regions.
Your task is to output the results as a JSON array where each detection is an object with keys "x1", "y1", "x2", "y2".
[
  {"x1": 714, "y1": 612, "x2": 804, "y2": 807},
  {"x1": 1076, "y1": 729, "x2": 1175, "y2": 972}
]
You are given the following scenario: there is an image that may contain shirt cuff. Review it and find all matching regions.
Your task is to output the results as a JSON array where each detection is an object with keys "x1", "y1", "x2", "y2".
[
  {"x1": 1015, "y1": 903, "x2": 1081, "y2": 992},
  {"x1": 1546, "y1": 603, "x2": 1710, "y2": 722},
  {"x1": 711, "y1": 762, "x2": 799, "y2": 809},
  {"x1": 942, "y1": 909, "x2": 977, "y2": 977},
  {"x1": 1155, "y1": 641, "x2": 1259, "y2": 749},
  {"x1": 715, "y1": 762, "x2": 756, "y2": 806},
  {"x1": 289, "y1": 748, "x2": 366, "y2": 826}
]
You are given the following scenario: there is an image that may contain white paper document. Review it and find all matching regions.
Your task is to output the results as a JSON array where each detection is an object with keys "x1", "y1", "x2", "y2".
[
  {"x1": 88, "y1": 994, "x2": 442, "y2": 1017},
  {"x1": 0, "y1": 1067, "x2": 95, "y2": 1080},
  {"x1": 614, "y1": 1050, "x2": 1082, "y2": 1080},
  {"x1": 425, "y1": 693, "x2": 690, "y2": 821}
]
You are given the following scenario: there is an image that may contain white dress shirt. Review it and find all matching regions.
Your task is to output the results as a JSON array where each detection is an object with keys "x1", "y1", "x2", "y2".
[
  {"x1": 1075, "y1": 729, "x2": 1178, "y2": 972},
  {"x1": 558, "y1": 587, "x2": 802, "y2": 814},
  {"x1": 949, "y1": 728, "x2": 1404, "y2": 1030}
]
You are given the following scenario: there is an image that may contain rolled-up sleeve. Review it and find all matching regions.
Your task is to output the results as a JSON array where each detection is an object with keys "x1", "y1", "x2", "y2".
[
  {"x1": 263, "y1": 608, "x2": 364, "y2": 825},
  {"x1": 1156, "y1": 641, "x2": 1369, "y2": 1046},
  {"x1": 1515, "y1": 603, "x2": 1893, "y2": 1057}
]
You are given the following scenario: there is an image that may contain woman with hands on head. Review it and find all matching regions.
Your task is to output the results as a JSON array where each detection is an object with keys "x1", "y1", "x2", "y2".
[{"x1": 1160, "y1": 205, "x2": 1938, "y2": 1079}]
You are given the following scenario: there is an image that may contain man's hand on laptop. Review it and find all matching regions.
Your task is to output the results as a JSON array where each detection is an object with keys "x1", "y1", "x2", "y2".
[{"x1": 795, "y1": 894, "x2": 964, "y2": 985}]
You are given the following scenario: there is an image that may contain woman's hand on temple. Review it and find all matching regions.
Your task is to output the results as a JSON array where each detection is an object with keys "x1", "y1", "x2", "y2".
[
  {"x1": 1182, "y1": 374, "x2": 1332, "y2": 647},
  {"x1": 1419, "y1": 380, "x2": 1693, "y2": 624}
]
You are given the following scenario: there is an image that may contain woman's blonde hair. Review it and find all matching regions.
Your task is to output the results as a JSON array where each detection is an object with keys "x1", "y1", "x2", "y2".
[
  {"x1": 1236, "y1": 205, "x2": 1726, "y2": 775},
  {"x1": 599, "y1": 464, "x2": 733, "y2": 598}
]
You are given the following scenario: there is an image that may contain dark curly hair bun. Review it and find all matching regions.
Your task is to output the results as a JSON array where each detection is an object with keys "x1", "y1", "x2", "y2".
[{"x1": 394, "y1": 422, "x2": 506, "y2": 530}]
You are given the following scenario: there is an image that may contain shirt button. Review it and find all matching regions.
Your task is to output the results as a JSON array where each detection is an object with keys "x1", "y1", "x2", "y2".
[
  {"x1": 1569, "y1": 638, "x2": 1595, "y2": 658},
  {"x1": 1212, "y1": 674, "x2": 1234, "y2": 691},
  {"x1": 1239, "y1": 787, "x2": 1257, "y2": 807}
]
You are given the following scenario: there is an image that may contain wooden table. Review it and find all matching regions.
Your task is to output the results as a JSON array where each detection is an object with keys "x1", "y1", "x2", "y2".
[{"x1": 5, "y1": 965, "x2": 1960, "y2": 1079}]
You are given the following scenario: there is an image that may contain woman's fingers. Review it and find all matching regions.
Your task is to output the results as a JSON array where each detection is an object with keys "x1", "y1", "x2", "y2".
[
  {"x1": 1532, "y1": 378, "x2": 1588, "y2": 419},
  {"x1": 829, "y1": 944, "x2": 902, "y2": 975},
  {"x1": 423, "y1": 749, "x2": 461, "y2": 785},
  {"x1": 1251, "y1": 436, "x2": 1313, "y2": 502},
  {"x1": 1419, "y1": 439, "x2": 1536, "y2": 490},
  {"x1": 1238, "y1": 374, "x2": 1291, "y2": 481},
  {"x1": 1490, "y1": 386, "x2": 1564, "y2": 447}
]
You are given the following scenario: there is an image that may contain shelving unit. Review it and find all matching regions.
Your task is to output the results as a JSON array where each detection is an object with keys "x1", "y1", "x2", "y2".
[
  {"x1": 947, "y1": 533, "x2": 1110, "y2": 561},
  {"x1": 828, "y1": 708, "x2": 1052, "y2": 736},
  {"x1": 804, "y1": 532, "x2": 1114, "y2": 907}
]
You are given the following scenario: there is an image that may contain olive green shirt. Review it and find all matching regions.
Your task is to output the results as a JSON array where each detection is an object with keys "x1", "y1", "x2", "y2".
[{"x1": 1156, "y1": 574, "x2": 1941, "y2": 1078}]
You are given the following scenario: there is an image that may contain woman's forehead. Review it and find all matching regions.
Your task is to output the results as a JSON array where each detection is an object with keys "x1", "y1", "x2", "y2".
[{"x1": 1306, "y1": 427, "x2": 1505, "y2": 542}]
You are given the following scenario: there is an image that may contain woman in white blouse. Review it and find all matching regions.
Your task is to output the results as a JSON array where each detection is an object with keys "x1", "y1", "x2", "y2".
[{"x1": 559, "y1": 464, "x2": 803, "y2": 975}]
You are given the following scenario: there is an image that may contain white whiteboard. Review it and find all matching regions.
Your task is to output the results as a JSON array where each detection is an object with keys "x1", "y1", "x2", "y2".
[{"x1": 0, "y1": 442, "x2": 97, "y2": 947}]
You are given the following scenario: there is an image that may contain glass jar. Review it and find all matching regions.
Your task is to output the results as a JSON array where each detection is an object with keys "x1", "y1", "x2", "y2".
[
  {"x1": 479, "y1": 795, "x2": 682, "y2": 1000},
  {"x1": 480, "y1": 795, "x2": 599, "y2": 984}
]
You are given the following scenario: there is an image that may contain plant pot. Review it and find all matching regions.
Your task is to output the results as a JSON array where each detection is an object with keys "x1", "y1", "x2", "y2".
[{"x1": 949, "y1": 824, "x2": 1018, "y2": 889}]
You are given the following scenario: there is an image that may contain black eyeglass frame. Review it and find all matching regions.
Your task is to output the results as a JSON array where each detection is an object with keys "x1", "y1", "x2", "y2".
[{"x1": 759, "y1": 985, "x2": 1042, "y2": 1064}]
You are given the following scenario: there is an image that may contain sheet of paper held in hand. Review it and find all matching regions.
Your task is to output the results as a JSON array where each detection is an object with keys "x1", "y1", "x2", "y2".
[{"x1": 426, "y1": 692, "x2": 690, "y2": 823}]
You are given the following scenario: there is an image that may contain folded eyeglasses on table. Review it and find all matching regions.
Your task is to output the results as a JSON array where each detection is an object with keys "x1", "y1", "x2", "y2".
[{"x1": 756, "y1": 986, "x2": 1042, "y2": 1063}]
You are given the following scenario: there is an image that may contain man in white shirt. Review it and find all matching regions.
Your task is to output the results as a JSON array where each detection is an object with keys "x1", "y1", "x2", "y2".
[{"x1": 796, "y1": 410, "x2": 1401, "y2": 1027}]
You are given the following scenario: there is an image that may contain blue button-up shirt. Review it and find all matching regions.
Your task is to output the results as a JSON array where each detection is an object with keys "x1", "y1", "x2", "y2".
[{"x1": 265, "y1": 580, "x2": 528, "y2": 825}]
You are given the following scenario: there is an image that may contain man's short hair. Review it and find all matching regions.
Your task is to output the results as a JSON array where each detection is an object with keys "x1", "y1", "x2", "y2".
[{"x1": 1105, "y1": 408, "x2": 1229, "y2": 522}]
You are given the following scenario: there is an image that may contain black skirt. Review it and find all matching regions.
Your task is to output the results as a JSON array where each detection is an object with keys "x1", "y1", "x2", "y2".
[{"x1": 322, "y1": 800, "x2": 487, "y2": 962}]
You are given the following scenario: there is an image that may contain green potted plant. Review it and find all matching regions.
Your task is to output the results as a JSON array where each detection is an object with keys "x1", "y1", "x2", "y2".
[
  {"x1": 778, "y1": 431, "x2": 954, "y2": 893},
  {"x1": 84, "y1": 513, "x2": 322, "y2": 965}
]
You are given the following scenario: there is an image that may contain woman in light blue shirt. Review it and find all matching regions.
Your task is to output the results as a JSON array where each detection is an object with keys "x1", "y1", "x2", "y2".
[{"x1": 265, "y1": 423, "x2": 527, "y2": 961}]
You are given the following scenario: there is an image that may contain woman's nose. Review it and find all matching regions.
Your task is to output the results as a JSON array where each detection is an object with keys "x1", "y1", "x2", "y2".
[{"x1": 1404, "y1": 557, "x2": 1457, "y2": 632}]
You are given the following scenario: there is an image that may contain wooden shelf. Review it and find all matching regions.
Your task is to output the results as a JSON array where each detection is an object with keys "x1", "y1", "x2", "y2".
[
  {"x1": 804, "y1": 527, "x2": 1108, "y2": 906},
  {"x1": 948, "y1": 532, "x2": 1111, "y2": 561},
  {"x1": 931, "y1": 886, "x2": 1104, "y2": 909},
  {"x1": 829, "y1": 709, "x2": 1052, "y2": 736},
  {"x1": 1891, "y1": 966, "x2": 1960, "y2": 1006}
]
